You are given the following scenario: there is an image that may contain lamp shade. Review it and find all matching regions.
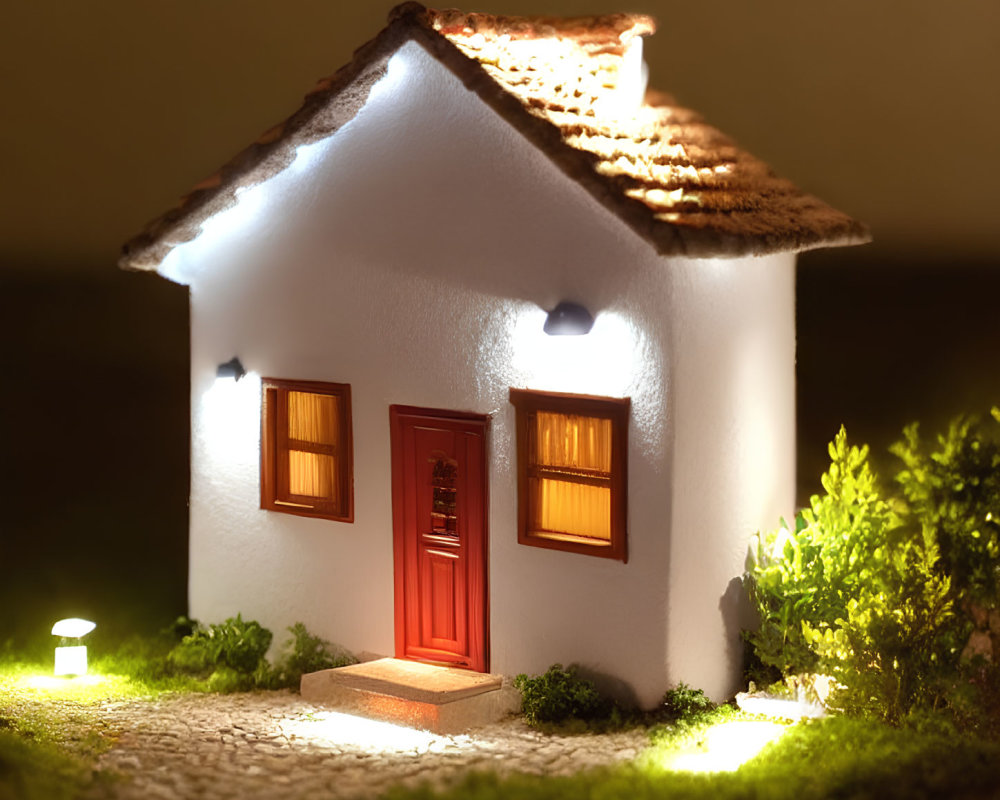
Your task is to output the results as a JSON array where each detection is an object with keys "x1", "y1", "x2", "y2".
[
  {"x1": 216, "y1": 357, "x2": 247, "y2": 381},
  {"x1": 51, "y1": 618, "x2": 96, "y2": 638},
  {"x1": 544, "y1": 302, "x2": 594, "y2": 335}
]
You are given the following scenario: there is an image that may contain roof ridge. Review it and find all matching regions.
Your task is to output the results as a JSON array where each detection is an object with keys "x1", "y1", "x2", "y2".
[{"x1": 425, "y1": 6, "x2": 654, "y2": 48}]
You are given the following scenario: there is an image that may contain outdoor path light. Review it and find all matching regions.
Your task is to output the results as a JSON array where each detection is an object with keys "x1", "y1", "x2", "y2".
[{"x1": 52, "y1": 618, "x2": 96, "y2": 676}]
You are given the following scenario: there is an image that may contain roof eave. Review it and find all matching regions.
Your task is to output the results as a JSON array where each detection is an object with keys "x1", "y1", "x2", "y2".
[{"x1": 120, "y1": 5, "x2": 428, "y2": 272}]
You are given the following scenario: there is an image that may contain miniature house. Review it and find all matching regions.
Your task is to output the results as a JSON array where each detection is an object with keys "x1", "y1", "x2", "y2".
[{"x1": 121, "y1": 3, "x2": 867, "y2": 707}]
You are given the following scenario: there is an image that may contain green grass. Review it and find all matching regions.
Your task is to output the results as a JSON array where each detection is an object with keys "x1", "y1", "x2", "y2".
[
  {"x1": 740, "y1": 715, "x2": 1000, "y2": 799},
  {"x1": 0, "y1": 643, "x2": 206, "y2": 800},
  {"x1": 0, "y1": 621, "x2": 350, "y2": 799},
  {"x1": 383, "y1": 710, "x2": 1000, "y2": 800},
  {"x1": 4, "y1": 648, "x2": 1000, "y2": 800},
  {"x1": 0, "y1": 662, "x2": 127, "y2": 800},
  {"x1": 0, "y1": 730, "x2": 97, "y2": 800}
]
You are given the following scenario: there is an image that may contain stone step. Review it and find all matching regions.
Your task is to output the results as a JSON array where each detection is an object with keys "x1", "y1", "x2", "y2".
[{"x1": 300, "y1": 657, "x2": 521, "y2": 734}]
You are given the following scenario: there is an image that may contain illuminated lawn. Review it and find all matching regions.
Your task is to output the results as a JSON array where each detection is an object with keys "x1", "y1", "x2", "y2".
[
  {"x1": 385, "y1": 713, "x2": 1000, "y2": 800},
  {"x1": 0, "y1": 652, "x2": 208, "y2": 800},
  {"x1": 0, "y1": 661, "x2": 140, "y2": 800},
  {"x1": 3, "y1": 661, "x2": 1000, "y2": 800}
]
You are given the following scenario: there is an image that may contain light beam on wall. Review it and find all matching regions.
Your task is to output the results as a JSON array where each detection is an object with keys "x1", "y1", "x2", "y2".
[
  {"x1": 156, "y1": 47, "x2": 414, "y2": 288},
  {"x1": 201, "y1": 370, "x2": 261, "y2": 468},
  {"x1": 511, "y1": 305, "x2": 648, "y2": 400}
]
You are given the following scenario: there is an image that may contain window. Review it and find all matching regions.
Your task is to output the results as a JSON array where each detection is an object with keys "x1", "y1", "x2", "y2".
[
  {"x1": 261, "y1": 378, "x2": 353, "y2": 522},
  {"x1": 509, "y1": 388, "x2": 628, "y2": 561}
]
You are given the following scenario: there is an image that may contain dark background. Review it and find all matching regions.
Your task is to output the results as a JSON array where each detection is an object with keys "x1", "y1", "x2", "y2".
[{"x1": 2, "y1": 1, "x2": 998, "y2": 645}]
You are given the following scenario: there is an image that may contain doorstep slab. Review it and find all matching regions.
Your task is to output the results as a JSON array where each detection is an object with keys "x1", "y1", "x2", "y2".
[{"x1": 300, "y1": 658, "x2": 520, "y2": 733}]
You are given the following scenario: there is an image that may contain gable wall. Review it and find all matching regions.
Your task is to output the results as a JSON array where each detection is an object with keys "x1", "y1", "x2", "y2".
[{"x1": 163, "y1": 41, "x2": 794, "y2": 707}]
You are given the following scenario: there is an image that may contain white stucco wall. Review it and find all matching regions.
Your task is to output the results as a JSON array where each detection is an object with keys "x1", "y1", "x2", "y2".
[
  {"x1": 159, "y1": 40, "x2": 795, "y2": 707},
  {"x1": 665, "y1": 256, "x2": 796, "y2": 700}
]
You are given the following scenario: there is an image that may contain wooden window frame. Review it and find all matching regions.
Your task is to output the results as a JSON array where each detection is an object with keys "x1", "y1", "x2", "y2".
[
  {"x1": 509, "y1": 388, "x2": 629, "y2": 562},
  {"x1": 261, "y1": 378, "x2": 354, "y2": 523}
]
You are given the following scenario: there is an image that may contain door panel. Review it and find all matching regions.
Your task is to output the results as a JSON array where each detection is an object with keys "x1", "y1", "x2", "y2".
[
  {"x1": 391, "y1": 406, "x2": 488, "y2": 672},
  {"x1": 427, "y1": 552, "x2": 457, "y2": 641}
]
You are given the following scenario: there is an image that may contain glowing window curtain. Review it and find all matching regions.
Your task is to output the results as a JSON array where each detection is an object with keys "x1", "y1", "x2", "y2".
[
  {"x1": 536, "y1": 412, "x2": 611, "y2": 471},
  {"x1": 531, "y1": 411, "x2": 612, "y2": 541},
  {"x1": 286, "y1": 390, "x2": 339, "y2": 504}
]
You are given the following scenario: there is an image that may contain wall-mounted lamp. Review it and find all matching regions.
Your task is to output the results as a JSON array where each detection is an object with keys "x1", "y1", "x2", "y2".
[
  {"x1": 543, "y1": 302, "x2": 594, "y2": 335},
  {"x1": 217, "y1": 356, "x2": 247, "y2": 381},
  {"x1": 52, "y1": 618, "x2": 96, "y2": 676}
]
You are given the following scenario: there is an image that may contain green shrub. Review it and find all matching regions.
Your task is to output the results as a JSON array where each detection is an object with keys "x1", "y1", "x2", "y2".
[
  {"x1": 659, "y1": 683, "x2": 714, "y2": 722},
  {"x1": 267, "y1": 622, "x2": 356, "y2": 689},
  {"x1": 744, "y1": 413, "x2": 1000, "y2": 725},
  {"x1": 801, "y1": 530, "x2": 954, "y2": 721},
  {"x1": 201, "y1": 666, "x2": 248, "y2": 693},
  {"x1": 168, "y1": 614, "x2": 272, "y2": 680},
  {"x1": 514, "y1": 664, "x2": 611, "y2": 726},
  {"x1": 745, "y1": 427, "x2": 894, "y2": 678},
  {"x1": 164, "y1": 617, "x2": 357, "y2": 693},
  {"x1": 892, "y1": 412, "x2": 1000, "y2": 607}
]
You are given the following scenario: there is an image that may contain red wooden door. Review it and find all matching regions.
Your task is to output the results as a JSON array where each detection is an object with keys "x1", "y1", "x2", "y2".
[{"x1": 390, "y1": 406, "x2": 489, "y2": 672}]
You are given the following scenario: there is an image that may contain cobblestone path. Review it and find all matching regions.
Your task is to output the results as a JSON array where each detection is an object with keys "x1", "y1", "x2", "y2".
[{"x1": 87, "y1": 690, "x2": 648, "y2": 799}]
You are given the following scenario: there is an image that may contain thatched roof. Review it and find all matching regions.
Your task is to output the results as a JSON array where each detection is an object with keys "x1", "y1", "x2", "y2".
[{"x1": 121, "y1": 2, "x2": 869, "y2": 271}]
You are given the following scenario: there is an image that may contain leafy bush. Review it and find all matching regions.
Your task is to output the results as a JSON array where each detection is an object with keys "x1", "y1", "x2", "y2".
[
  {"x1": 168, "y1": 614, "x2": 273, "y2": 690},
  {"x1": 745, "y1": 413, "x2": 1000, "y2": 724},
  {"x1": 267, "y1": 622, "x2": 356, "y2": 689},
  {"x1": 165, "y1": 617, "x2": 356, "y2": 692},
  {"x1": 892, "y1": 412, "x2": 1000, "y2": 607},
  {"x1": 745, "y1": 428, "x2": 894, "y2": 678},
  {"x1": 659, "y1": 683, "x2": 714, "y2": 722},
  {"x1": 801, "y1": 530, "x2": 954, "y2": 721},
  {"x1": 514, "y1": 664, "x2": 611, "y2": 726}
]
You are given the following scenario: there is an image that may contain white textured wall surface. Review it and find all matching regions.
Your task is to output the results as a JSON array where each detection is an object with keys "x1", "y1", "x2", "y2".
[
  {"x1": 665, "y1": 255, "x2": 796, "y2": 701},
  {"x1": 163, "y1": 41, "x2": 795, "y2": 707}
]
